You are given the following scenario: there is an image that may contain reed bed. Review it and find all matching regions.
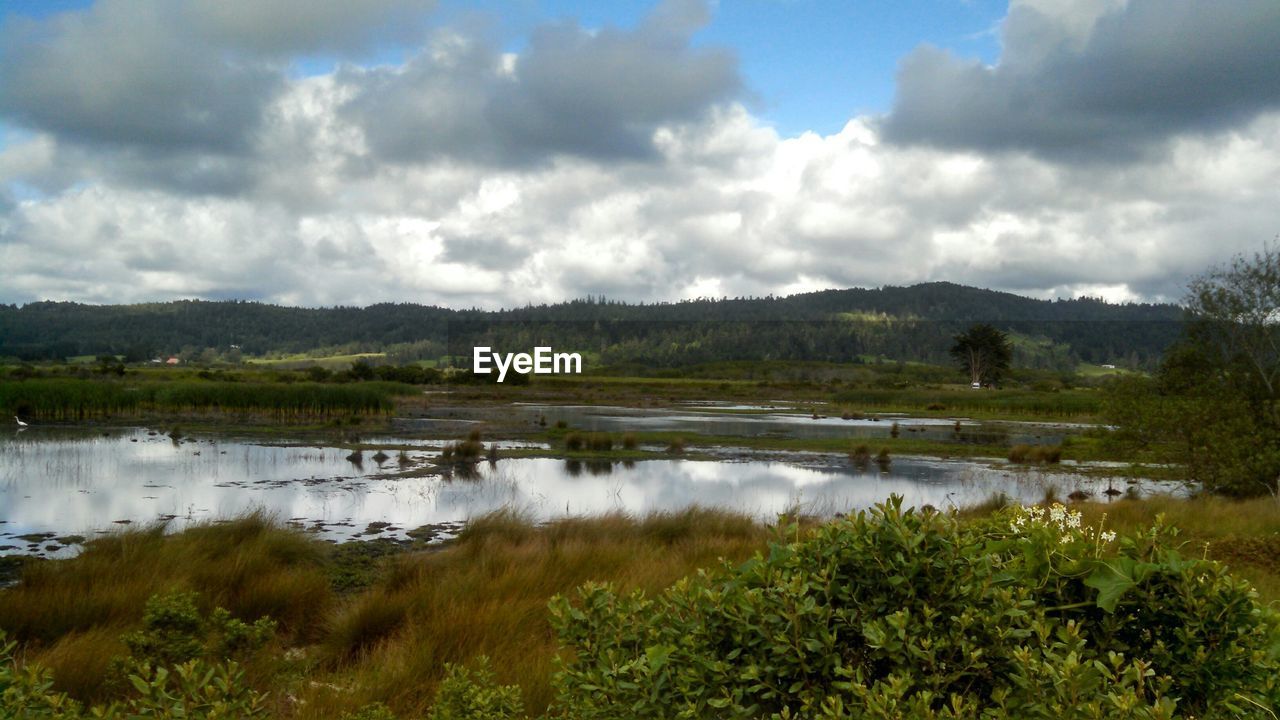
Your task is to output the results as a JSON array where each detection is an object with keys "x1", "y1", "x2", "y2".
[{"x1": 0, "y1": 378, "x2": 410, "y2": 420}]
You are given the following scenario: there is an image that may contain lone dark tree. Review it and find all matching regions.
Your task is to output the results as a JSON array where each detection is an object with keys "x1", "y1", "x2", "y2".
[{"x1": 950, "y1": 324, "x2": 1012, "y2": 386}]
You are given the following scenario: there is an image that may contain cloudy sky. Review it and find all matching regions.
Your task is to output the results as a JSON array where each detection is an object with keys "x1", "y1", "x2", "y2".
[{"x1": 1, "y1": 0, "x2": 1277, "y2": 308}]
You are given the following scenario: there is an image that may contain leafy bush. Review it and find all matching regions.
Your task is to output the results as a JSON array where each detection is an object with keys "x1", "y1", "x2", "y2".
[
  {"x1": 1, "y1": 630, "x2": 81, "y2": 717},
  {"x1": 2, "y1": 630, "x2": 267, "y2": 719},
  {"x1": 108, "y1": 660, "x2": 269, "y2": 718},
  {"x1": 428, "y1": 656, "x2": 524, "y2": 720},
  {"x1": 550, "y1": 498, "x2": 1280, "y2": 719},
  {"x1": 122, "y1": 591, "x2": 206, "y2": 668},
  {"x1": 121, "y1": 591, "x2": 276, "y2": 670},
  {"x1": 341, "y1": 702, "x2": 401, "y2": 720}
]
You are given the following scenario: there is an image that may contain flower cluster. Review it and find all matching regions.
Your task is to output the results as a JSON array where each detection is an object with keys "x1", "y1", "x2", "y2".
[{"x1": 1009, "y1": 503, "x2": 1116, "y2": 545}]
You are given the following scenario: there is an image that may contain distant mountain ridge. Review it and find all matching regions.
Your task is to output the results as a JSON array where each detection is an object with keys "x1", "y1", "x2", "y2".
[{"x1": 0, "y1": 282, "x2": 1185, "y2": 367}]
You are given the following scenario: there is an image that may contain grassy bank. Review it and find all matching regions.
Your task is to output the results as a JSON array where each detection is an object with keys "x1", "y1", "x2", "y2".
[
  {"x1": 3, "y1": 496, "x2": 1278, "y2": 717},
  {"x1": 0, "y1": 378, "x2": 411, "y2": 420},
  {"x1": 829, "y1": 385, "x2": 1103, "y2": 420},
  {"x1": 0, "y1": 510, "x2": 769, "y2": 717},
  {"x1": 435, "y1": 376, "x2": 1106, "y2": 422}
]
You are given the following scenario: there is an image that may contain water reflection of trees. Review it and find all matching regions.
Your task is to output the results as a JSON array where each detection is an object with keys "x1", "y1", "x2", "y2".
[{"x1": 564, "y1": 459, "x2": 615, "y2": 477}]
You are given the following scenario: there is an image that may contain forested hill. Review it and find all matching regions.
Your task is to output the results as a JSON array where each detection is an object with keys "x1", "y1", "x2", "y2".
[{"x1": 0, "y1": 282, "x2": 1184, "y2": 368}]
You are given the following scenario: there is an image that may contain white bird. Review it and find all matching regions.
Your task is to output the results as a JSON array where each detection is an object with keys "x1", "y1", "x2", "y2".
[{"x1": 14, "y1": 416, "x2": 28, "y2": 427}]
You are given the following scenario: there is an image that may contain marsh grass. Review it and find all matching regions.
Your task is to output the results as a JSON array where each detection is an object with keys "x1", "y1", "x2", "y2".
[
  {"x1": 297, "y1": 508, "x2": 769, "y2": 718},
  {"x1": 562, "y1": 431, "x2": 617, "y2": 453},
  {"x1": 831, "y1": 387, "x2": 1102, "y2": 419},
  {"x1": 850, "y1": 444, "x2": 871, "y2": 469},
  {"x1": 1, "y1": 507, "x2": 772, "y2": 716},
  {"x1": 1008, "y1": 443, "x2": 1063, "y2": 464},
  {"x1": 0, "y1": 378, "x2": 409, "y2": 420},
  {"x1": 10, "y1": 497, "x2": 1277, "y2": 718},
  {"x1": 0, "y1": 513, "x2": 331, "y2": 702}
]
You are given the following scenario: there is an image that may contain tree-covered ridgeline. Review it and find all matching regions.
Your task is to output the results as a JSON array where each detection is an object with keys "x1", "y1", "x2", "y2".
[{"x1": 0, "y1": 282, "x2": 1182, "y2": 368}]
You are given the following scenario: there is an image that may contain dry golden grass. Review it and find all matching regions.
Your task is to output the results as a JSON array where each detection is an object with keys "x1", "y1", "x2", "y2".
[
  {"x1": 1, "y1": 507, "x2": 770, "y2": 717},
  {"x1": 6, "y1": 497, "x2": 1277, "y2": 717},
  {"x1": 0, "y1": 513, "x2": 332, "y2": 700},
  {"x1": 24, "y1": 627, "x2": 126, "y2": 702},
  {"x1": 296, "y1": 508, "x2": 768, "y2": 718}
]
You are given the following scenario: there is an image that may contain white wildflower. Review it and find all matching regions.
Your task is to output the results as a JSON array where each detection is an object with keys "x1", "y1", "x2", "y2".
[
  {"x1": 1049, "y1": 505, "x2": 1066, "y2": 526},
  {"x1": 1100, "y1": 530, "x2": 1117, "y2": 543}
]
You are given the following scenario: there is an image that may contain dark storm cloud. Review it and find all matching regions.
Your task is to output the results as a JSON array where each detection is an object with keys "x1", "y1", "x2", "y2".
[
  {"x1": 0, "y1": 0, "x2": 437, "y2": 158},
  {"x1": 883, "y1": 0, "x2": 1280, "y2": 159},
  {"x1": 344, "y1": 0, "x2": 741, "y2": 165},
  {"x1": 187, "y1": 0, "x2": 436, "y2": 56},
  {"x1": 0, "y1": 2, "x2": 279, "y2": 155}
]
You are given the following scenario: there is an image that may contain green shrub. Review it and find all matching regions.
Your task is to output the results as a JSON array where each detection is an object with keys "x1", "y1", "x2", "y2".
[
  {"x1": 1, "y1": 630, "x2": 83, "y2": 717},
  {"x1": 122, "y1": 592, "x2": 205, "y2": 668},
  {"x1": 428, "y1": 656, "x2": 524, "y2": 720},
  {"x1": 341, "y1": 702, "x2": 401, "y2": 720},
  {"x1": 2, "y1": 630, "x2": 267, "y2": 719},
  {"x1": 107, "y1": 660, "x2": 269, "y2": 718},
  {"x1": 119, "y1": 591, "x2": 276, "y2": 675},
  {"x1": 550, "y1": 499, "x2": 1280, "y2": 719}
]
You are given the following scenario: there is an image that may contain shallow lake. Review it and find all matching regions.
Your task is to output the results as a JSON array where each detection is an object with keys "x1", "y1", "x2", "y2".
[
  {"x1": 1, "y1": 426, "x2": 1174, "y2": 556},
  {"x1": 406, "y1": 403, "x2": 1069, "y2": 445}
]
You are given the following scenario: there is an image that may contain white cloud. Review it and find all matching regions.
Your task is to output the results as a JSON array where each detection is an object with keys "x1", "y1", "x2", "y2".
[{"x1": 2, "y1": 0, "x2": 1279, "y2": 310}]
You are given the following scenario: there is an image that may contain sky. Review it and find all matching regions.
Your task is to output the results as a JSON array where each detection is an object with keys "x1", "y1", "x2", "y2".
[{"x1": 0, "y1": 0, "x2": 1277, "y2": 309}]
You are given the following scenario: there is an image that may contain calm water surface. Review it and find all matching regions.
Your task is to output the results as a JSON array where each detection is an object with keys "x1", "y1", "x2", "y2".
[
  {"x1": 414, "y1": 403, "x2": 1067, "y2": 445},
  {"x1": 1, "y1": 426, "x2": 1172, "y2": 556}
]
